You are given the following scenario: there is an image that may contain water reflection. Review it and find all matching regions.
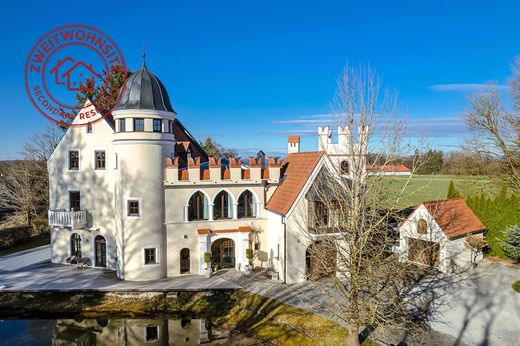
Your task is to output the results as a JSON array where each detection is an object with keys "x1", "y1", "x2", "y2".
[{"x1": 0, "y1": 318, "x2": 212, "y2": 345}]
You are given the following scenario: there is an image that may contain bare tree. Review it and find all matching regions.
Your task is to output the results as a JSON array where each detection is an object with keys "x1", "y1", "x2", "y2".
[
  {"x1": 0, "y1": 125, "x2": 62, "y2": 226},
  {"x1": 464, "y1": 59, "x2": 520, "y2": 192},
  {"x1": 21, "y1": 124, "x2": 63, "y2": 162},
  {"x1": 0, "y1": 161, "x2": 47, "y2": 225},
  {"x1": 292, "y1": 65, "x2": 446, "y2": 346}
]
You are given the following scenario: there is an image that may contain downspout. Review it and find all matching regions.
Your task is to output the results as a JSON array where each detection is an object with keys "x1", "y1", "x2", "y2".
[{"x1": 282, "y1": 215, "x2": 287, "y2": 284}]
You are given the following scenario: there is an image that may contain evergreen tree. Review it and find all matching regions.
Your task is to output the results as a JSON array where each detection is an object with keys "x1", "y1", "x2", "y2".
[
  {"x1": 501, "y1": 225, "x2": 520, "y2": 262},
  {"x1": 447, "y1": 180, "x2": 460, "y2": 198},
  {"x1": 75, "y1": 66, "x2": 128, "y2": 121},
  {"x1": 199, "y1": 137, "x2": 238, "y2": 158}
]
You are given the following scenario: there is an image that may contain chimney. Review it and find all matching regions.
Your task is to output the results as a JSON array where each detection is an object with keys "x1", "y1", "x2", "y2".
[{"x1": 288, "y1": 136, "x2": 300, "y2": 154}]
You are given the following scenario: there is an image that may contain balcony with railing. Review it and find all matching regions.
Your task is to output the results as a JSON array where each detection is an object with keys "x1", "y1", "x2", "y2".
[{"x1": 48, "y1": 209, "x2": 87, "y2": 229}]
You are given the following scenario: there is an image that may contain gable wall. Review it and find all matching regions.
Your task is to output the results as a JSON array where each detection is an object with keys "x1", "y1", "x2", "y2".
[{"x1": 48, "y1": 118, "x2": 117, "y2": 269}]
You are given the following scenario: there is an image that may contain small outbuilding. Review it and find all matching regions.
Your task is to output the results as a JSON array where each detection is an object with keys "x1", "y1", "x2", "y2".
[
  {"x1": 398, "y1": 198, "x2": 486, "y2": 273},
  {"x1": 366, "y1": 164, "x2": 411, "y2": 175}
]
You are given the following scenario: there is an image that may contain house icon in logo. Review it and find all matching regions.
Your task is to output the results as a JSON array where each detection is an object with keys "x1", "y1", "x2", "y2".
[{"x1": 49, "y1": 58, "x2": 101, "y2": 92}]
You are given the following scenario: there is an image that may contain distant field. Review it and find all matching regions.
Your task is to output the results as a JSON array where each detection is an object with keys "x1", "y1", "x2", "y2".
[{"x1": 375, "y1": 175, "x2": 501, "y2": 208}]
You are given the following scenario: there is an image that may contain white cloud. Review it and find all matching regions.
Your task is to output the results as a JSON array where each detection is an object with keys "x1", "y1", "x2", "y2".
[
  {"x1": 271, "y1": 113, "x2": 338, "y2": 124},
  {"x1": 429, "y1": 83, "x2": 510, "y2": 92}
]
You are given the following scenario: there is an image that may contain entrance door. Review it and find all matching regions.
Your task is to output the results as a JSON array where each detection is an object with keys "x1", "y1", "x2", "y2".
[
  {"x1": 180, "y1": 248, "x2": 190, "y2": 273},
  {"x1": 69, "y1": 191, "x2": 81, "y2": 211},
  {"x1": 211, "y1": 238, "x2": 235, "y2": 269},
  {"x1": 95, "y1": 235, "x2": 107, "y2": 267},
  {"x1": 407, "y1": 238, "x2": 440, "y2": 267},
  {"x1": 306, "y1": 240, "x2": 337, "y2": 281}
]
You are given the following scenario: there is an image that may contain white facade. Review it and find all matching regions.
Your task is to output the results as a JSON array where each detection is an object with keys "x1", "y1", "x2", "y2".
[
  {"x1": 398, "y1": 205, "x2": 484, "y2": 273},
  {"x1": 47, "y1": 65, "x2": 371, "y2": 283}
]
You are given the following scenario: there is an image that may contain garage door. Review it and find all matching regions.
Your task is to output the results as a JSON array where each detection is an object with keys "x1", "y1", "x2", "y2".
[{"x1": 407, "y1": 238, "x2": 440, "y2": 267}]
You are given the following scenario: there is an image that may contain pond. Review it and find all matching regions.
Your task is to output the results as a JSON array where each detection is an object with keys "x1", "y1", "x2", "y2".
[{"x1": 0, "y1": 317, "x2": 228, "y2": 345}]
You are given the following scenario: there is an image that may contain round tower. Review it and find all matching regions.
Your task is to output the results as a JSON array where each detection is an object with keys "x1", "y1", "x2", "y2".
[{"x1": 111, "y1": 58, "x2": 175, "y2": 281}]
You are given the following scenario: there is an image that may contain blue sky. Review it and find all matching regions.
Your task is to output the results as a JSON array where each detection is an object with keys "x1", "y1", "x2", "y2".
[{"x1": 0, "y1": 0, "x2": 519, "y2": 159}]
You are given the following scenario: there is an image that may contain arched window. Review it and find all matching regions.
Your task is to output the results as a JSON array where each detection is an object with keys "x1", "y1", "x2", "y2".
[
  {"x1": 238, "y1": 190, "x2": 256, "y2": 218},
  {"x1": 417, "y1": 219, "x2": 428, "y2": 234},
  {"x1": 70, "y1": 233, "x2": 82, "y2": 258},
  {"x1": 188, "y1": 191, "x2": 209, "y2": 221},
  {"x1": 340, "y1": 160, "x2": 349, "y2": 174},
  {"x1": 94, "y1": 235, "x2": 107, "y2": 267},
  {"x1": 213, "y1": 191, "x2": 233, "y2": 219},
  {"x1": 180, "y1": 248, "x2": 190, "y2": 273}
]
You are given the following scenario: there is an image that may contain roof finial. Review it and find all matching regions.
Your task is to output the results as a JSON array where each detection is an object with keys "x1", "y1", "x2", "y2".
[{"x1": 141, "y1": 43, "x2": 147, "y2": 66}]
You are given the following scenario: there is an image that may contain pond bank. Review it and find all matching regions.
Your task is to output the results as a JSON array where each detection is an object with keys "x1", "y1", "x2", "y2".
[{"x1": 0, "y1": 289, "x2": 353, "y2": 346}]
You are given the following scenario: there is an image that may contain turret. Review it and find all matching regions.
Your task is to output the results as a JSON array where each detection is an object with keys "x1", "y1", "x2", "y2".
[{"x1": 111, "y1": 57, "x2": 174, "y2": 281}]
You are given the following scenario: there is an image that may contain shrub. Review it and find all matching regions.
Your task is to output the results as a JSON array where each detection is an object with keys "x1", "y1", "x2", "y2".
[
  {"x1": 0, "y1": 225, "x2": 32, "y2": 249},
  {"x1": 204, "y1": 252, "x2": 212, "y2": 265},
  {"x1": 513, "y1": 281, "x2": 520, "y2": 293},
  {"x1": 246, "y1": 248, "x2": 254, "y2": 265},
  {"x1": 31, "y1": 214, "x2": 49, "y2": 236},
  {"x1": 466, "y1": 188, "x2": 520, "y2": 259},
  {"x1": 501, "y1": 225, "x2": 520, "y2": 262}
]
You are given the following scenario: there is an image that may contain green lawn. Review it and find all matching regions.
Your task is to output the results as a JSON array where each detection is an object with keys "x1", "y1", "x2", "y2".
[
  {"x1": 375, "y1": 175, "x2": 500, "y2": 208},
  {"x1": 0, "y1": 236, "x2": 50, "y2": 257}
]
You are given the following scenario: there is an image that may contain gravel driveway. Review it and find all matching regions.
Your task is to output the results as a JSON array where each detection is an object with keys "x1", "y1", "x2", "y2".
[
  {"x1": 222, "y1": 259, "x2": 520, "y2": 345},
  {"x1": 430, "y1": 259, "x2": 520, "y2": 346}
]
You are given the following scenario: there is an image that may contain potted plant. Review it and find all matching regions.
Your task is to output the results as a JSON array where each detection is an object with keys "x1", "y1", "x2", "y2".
[
  {"x1": 244, "y1": 248, "x2": 254, "y2": 274},
  {"x1": 204, "y1": 251, "x2": 212, "y2": 277}
]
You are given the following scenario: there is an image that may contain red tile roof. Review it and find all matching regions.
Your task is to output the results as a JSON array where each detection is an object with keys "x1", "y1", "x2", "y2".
[
  {"x1": 288, "y1": 136, "x2": 300, "y2": 143},
  {"x1": 423, "y1": 198, "x2": 486, "y2": 239},
  {"x1": 197, "y1": 226, "x2": 252, "y2": 235},
  {"x1": 366, "y1": 164, "x2": 411, "y2": 172},
  {"x1": 201, "y1": 169, "x2": 210, "y2": 180},
  {"x1": 266, "y1": 151, "x2": 324, "y2": 215}
]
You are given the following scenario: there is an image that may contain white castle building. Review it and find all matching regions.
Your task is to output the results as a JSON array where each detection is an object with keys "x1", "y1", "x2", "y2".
[{"x1": 47, "y1": 62, "x2": 367, "y2": 283}]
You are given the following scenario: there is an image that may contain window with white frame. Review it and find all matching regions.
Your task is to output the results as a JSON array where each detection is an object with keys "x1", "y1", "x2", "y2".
[
  {"x1": 134, "y1": 118, "x2": 145, "y2": 132},
  {"x1": 237, "y1": 190, "x2": 256, "y2": 218},
  {"x1": 144, "y1": 248, "x2": 157, "y2": 265},
  {"x1": 95, "y1": 150, "x2": 106, "y2": 170},
  {"x1": 118, "y1": 118, "x2": 126, "y2": 132},
  {"x1": 127, "y1": 199, "x2": 140, "y2": 217},
  {"x1": 188, "y1": 191, "x2": 208, "y2": 221},
  {"x1": 69, "y1": 150, "x2": 79, "y2": 170},
  {"x1": 86, "y1": 123, "x2": 93, "y2": 133},
  {"x1": 153, "y1": 119, "x2": 162, "y2": 132}
]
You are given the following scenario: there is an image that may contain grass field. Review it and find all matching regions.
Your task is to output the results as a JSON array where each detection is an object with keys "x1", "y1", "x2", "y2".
[{"x1": 376, "y1": 175, "x2": 501, "y2": 208}]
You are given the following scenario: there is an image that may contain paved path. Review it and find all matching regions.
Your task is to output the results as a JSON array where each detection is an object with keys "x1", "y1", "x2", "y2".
[
  {"x1": 221, "y1": 261, "x2": 520, "y2": 346},
  {"x1": 0, "y1": 261, "x2": 239, "y2": 291},
  {"x1": 0, "y1": 245, "x2": 51, "y2": 271}
]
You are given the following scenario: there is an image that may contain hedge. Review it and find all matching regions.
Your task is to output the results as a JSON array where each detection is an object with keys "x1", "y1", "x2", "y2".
[{"x1": 0, "y1": 225, "x2": 32, "y2": 250}]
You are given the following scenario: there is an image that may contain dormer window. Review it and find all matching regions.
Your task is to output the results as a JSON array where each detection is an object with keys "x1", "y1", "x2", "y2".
[
  {"x1": 134, "y1": 118, "x2": 145, "y2": 132},
  {"x1": 153, "y1": 119, "x2": 162, "y2": 132}
]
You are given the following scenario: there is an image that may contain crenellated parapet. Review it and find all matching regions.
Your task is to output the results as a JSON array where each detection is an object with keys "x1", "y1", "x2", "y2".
[
  {"x1": 164, "y1": 155, "x2": 281, "y2": 185},
  {"x1": 318, "y1": 125, "x2": 369, "y2": 156}
]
